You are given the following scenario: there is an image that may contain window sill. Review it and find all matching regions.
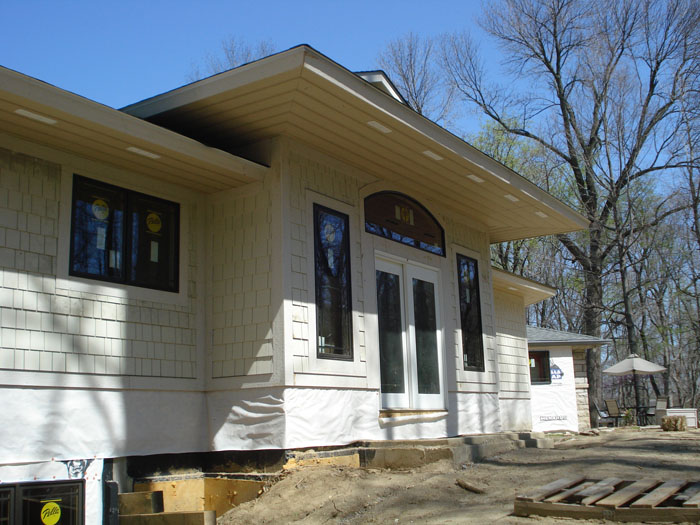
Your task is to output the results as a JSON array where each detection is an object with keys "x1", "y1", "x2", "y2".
[{"x1": 379, "y1": 409, "x2": 448, "y2": 418}]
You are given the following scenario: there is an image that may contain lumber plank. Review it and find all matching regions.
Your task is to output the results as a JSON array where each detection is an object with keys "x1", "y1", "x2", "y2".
[
  {"x1": 676, "y1": 481, "x2": 700, "y2": 501},
  {"x1": 514, "y1": 500, "x2": 700, "y2": 522},
  {"x1": 596, "y1": 479, "x2": 660, "y2": 508},
  {"x1": 630, "y1": 479, "x2": 686, "y2": 508},
  {"x1": 578, "y1": 478, "x2": 622, "y2": 506},
  {"x1": 676, "y1": 482, "x2": 700, "y2": 504},
  {"x1": 516, "y1": 477, "x2": 586, "y2": 502},
  {"x1": 683, "y1": 489, "x2": 700, "y2": 508},
  {"x1": 545, "y1": 481, "x2": 594, "y2": 503},
  {"x1": 514, "y1": 500, "x2": 604, "y2": 520}
]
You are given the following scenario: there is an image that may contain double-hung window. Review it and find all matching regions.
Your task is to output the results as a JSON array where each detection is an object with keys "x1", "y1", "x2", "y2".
[{"x1": 70, "y1": 175, "x2": 179, "y2": 292}]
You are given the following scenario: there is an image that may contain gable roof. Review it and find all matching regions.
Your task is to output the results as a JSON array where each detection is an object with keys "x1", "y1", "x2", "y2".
[
  {"x1": 527, "y1": 326, "x2": 611, "y2": 348},
  {"x1": 354, "y1": 70, "x2": 408, "y2": 104},
  {"x1": 122, "y1": 45, "x2": 589, "y2": 243}
]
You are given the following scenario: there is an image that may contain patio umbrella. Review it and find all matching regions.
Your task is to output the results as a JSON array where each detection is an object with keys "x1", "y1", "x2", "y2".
[{"x1": 603, "y1": 353, "x2": 666, "y2": 413}]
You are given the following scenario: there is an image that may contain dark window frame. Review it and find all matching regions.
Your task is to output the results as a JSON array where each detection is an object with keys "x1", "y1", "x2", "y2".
[
  {"x1": 529, "y1": 350, "x2": 552, "y2": 384},
  {"x1": 0, "y1": 480, "x2": 85, "y2": 525},
  {"x1": 313, "y1": 203, "x2": 353, "y2": 361},
  {"x1": 364, "y1": 191, "x2": 445, "y2": 256},
  {"x1": 69, "y1": 174, "x2": 180, "y2": 293},
  {"x1": 456, "y1": 253, "x2": 485, "y2": 371}
]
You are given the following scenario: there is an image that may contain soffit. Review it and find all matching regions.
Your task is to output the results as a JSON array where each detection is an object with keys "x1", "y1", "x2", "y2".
[
  {"x1": 492, "y1": 268, "x2": 556, "y2": 306},
  {"x1": 0, "y1": 67, "x2": 267, "y2": 193},
  {"x1": 123, "y1": 46, "x2": 589, "y2": 243}
]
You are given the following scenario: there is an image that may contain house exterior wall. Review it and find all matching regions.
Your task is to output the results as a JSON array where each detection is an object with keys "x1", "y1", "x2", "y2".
[
  {"x1": 271, "y1": 138, "x2": 504, "y2": 442},
  {"x1": 493, "y1": 289, "x2": 532, "y2": 430},
  {"x1": 207, "y1": 182, "x2": 274, "y2": 380},
  {"x1": 0, "y1": 133, "x2": 537, "y2": 465},
  {"x1": 530, "y1": 346, "x2": 579, "y2": 433},
  {"x1": 0, "y1": 140, "x2": 210, "y2": 466}
]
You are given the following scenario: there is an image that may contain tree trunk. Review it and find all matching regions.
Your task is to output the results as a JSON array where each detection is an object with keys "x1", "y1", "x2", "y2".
[{"x1": 584, "y1": 260, "x2": 604, "y2": 426}]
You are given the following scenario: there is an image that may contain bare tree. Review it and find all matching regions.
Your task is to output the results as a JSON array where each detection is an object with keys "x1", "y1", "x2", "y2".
[
  {"x1": 189, "y1": 37, "x2": 277, "y2": 81},
  {"x1": 378, "y1": 33, "x2": 456, "y2": 126},
  {"x1": 442, "y1": 0, "x2": 700, "y2": 424}
]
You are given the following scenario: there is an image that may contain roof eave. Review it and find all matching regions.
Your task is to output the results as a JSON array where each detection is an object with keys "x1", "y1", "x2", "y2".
[
  {"x1": 300, "y1": 49, "x2": 589, "y2": 235},
  {"x1": 0, "y1": 66, "x2": 268, "y2": 189},
  {"x1": 120, "y1": 45, "x2": 589, "y2": 238},
  {"x1": 492, "y1": 268, "x2": 557, "y2": 306}
]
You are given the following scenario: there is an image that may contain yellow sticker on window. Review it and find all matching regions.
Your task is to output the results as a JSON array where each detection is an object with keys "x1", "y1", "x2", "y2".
[
  {"x1": 40, "y1": 501, "x2": 61, "y2": 525},
  {"x1": 146, "y1": 212, "x2": 162, "y2": 233},
  {"x1": 92, "y1": 199, "x2": 109, "y2": 220}
]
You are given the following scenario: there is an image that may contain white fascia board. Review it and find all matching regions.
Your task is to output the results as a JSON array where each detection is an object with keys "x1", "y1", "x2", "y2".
[
  {"x1": 0, "y1": 66, "x2": 268, "y2": 181},
  {"x1": 528, "y1": 339, "x2": 611, "y2": 348},
  {"x1": 301, "y1": 50, "x2": 589, "y2": 231}
]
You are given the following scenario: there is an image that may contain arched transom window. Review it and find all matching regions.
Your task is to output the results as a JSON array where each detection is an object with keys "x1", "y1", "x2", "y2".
[{"x1": 364, "y1": 192, "x2": 445, "y2": 256}]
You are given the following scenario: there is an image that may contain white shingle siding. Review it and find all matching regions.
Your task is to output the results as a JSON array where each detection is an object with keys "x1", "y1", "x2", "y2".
[
  {"x1": 0, "y1": 147, "x2": 199, "y2": 379},
  {"x1": 494, "y1": 290, "x2": 531, "y2": 398},
  {"x1": 208, "y1": 182, "x2": 273, "y2": 378},
  {"x1": 286, "y1": 148, "x2": 366, "y2": 379}
]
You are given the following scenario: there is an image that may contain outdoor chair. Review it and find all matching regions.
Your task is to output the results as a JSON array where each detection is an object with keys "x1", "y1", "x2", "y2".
[
  {"x1": 648, "y1": 396, "x2": 668, "y2": 425},
  {"x1": 594, "y1": 401, "x2": 614, "y2": 427},
  {"x1": 604, "y1": 399, "x2": 626, "y2": 427}
]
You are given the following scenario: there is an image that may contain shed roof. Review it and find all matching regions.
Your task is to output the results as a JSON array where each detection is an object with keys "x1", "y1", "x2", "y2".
[
  {"x1": 527, "y1": 326, "x2": 611, "y2": 348},
  {"x1": 123, "y1": 45, "x2": 589, "y2": 244}
]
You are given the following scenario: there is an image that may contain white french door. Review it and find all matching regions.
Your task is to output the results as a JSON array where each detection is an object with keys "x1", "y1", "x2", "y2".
[{"x1": 375, "y1": 258, "x2": 444, "y2": 409}]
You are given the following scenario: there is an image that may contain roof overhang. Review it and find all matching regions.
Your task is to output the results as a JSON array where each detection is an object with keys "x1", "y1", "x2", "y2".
[
  {"x1": 492, "y1": 268, "x2": 556, "y2": 306},
  {"x1": 0, "y1": 66, "x2": 268, "y2": 193},
  {"x1": 527, "y1": 326, "x2": 611, "y2": 348},
  {"x1": 123, "y1": 45, "x2": 589, "y2": 243}
]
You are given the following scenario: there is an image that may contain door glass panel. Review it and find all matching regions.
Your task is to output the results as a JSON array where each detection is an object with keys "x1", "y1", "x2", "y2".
[
  {"x1": 412, "y1": 278, "x2": 440, "y2": 394},
  {"x1": 0, "y1": 488, "x2": 12, "y2": 525},
  {"x1": 376, "y1": 270, "x2": 405, "y2": 394}
]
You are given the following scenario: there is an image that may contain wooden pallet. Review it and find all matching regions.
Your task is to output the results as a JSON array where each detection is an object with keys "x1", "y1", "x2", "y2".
[{"x1": 514, "y1": 477, "x2": 700, "y2": 522}]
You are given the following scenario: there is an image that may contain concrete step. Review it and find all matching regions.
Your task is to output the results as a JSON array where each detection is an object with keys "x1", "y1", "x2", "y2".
[
  {"x1": 285, "y1": 432, "x2": 554, "y2": 470},
  {"x1": 119, "y1": 511, "x2": 215, "y2": 525},
  {"x1": 119, "y1": 491, "x2": 164, "y2": 516}
]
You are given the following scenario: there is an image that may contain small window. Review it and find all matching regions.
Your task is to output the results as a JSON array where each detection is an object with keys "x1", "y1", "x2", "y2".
[
  {"x1": 314, "y1": 204, "x2": 353, "y2": 360},
  {"x1": 70, "y1": 175, "x2": 179, "y2": 292},
  {"x1": 365, "y1": 192, "x2": 445, "y2": 256},
  {"x1": 0, "y1": 481, "x2": 84, "y2": 525},
  {"x1": 529, "y1": 351, "x2": 551, "y2": 384},
  {"x1": 457, "y1": 254, "x2": 484, "y2": 371}
]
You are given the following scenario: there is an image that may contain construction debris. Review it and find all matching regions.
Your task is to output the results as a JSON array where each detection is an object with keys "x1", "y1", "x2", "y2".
[{"x1": 455, "y1": 479, "x2": 487, "y2": 494}]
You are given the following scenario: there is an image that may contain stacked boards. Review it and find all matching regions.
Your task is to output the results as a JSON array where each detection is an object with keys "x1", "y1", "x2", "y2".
[{"x1": 515, "y1": 477, "x2": 700, "y2": 522}]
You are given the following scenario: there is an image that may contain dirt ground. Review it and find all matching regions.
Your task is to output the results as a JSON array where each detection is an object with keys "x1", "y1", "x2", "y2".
[{"x1": 218, "y1": 428, "x2": 700, "y2": 524}]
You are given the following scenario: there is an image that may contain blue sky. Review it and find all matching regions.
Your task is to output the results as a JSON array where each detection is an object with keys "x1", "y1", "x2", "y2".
[{"x1": 2, "y1": 1, "x2": 487, "y2": 110}]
